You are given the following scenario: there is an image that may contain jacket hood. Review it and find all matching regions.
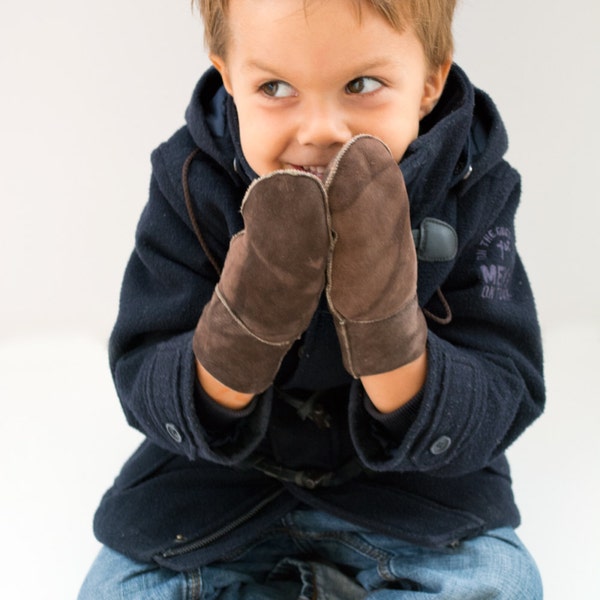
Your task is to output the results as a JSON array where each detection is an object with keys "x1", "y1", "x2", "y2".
[
  {"x1": 185, "y1": 67, "x2": 267, "y2": 188},
  {"x1": 400, "y1": 64, "x2": 509, "y2": 221},
  {"x1": 184, "y1": 67, "x2": 248, "y2": 186},
  {"x1": 184, "y1": 64, "x2": 510, "y2": 210}
]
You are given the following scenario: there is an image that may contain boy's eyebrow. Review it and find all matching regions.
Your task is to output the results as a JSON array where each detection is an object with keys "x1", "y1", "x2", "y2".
[
  {"x1": 241, "y1": 59, "x2": 279, "y2": 74},
  {"x1": 242, "y1": 56, "x2": 399, "y2": 76},
  {"x1": 350, "y1": 57, "x2": 399, "y2": 71}
]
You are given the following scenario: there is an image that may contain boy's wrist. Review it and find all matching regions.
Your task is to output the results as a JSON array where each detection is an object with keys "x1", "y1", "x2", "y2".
[
  {"x1": 360, "y1": 351, "x2": 428, "y2": 414},
  {"x1": 196, "y1": 359, "x2": 255, "y2": 410}
]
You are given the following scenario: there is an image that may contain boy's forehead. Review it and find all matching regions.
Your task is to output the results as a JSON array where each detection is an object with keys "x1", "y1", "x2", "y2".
[
  {"x1": 228, "y1": 0, "x2": 358, "y2": 14},
  {"x1": 225, "y1": 0, "x2": 409, "y2": 56},
  {"x1": 226, "y1": 0, "x2": 385, "y2": 32}
]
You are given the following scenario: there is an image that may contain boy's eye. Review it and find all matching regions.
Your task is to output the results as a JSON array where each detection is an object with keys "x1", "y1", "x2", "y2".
[
  {"x1": 260, "y1": 81, "x2": 296, "y2": 98},
  {"x1": 346, "y1": 77, "x2": 382, "y2": 95}
]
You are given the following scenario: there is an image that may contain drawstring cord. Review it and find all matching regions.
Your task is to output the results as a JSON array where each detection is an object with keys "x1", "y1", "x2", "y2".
[
  {"x1": 182, "y1": 147, "x2": 222, "y2": 277},
  {"x1": 423, "y1": 288, "x2": 453, "y2": 325}
]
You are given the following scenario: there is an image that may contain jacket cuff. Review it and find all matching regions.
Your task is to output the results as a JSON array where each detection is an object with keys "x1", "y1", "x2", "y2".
[
  {"x1": 194, "y1": 379, "x2": 264, "y2": 445},
  {"x1": 363, "y1": 388, "x2": 424, "y2": 439},
  {"x1": 195, "y1": 379, "x2": 258, "y2": 425},
  {"x1": 348, "y1": 375, "x2": 425, "y2": 469}
]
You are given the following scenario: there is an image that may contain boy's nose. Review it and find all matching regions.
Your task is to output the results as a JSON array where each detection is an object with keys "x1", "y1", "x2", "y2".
[{"x1": 296, "y1": 103, "x2": 351, "y2": 148}]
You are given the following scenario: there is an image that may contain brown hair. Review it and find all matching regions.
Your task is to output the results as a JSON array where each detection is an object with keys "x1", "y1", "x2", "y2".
[{"x1": 193, "y1": 0, "x2": 457, "y2": 68}]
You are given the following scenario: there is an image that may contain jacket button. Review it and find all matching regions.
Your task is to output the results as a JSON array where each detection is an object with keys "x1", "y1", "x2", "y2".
[
  {"x1": 165, "y1": 423, "x2": 183, "y2": 443},
  {"x1": 430, "y1": 436, "x2": 452, "y2": 455}
]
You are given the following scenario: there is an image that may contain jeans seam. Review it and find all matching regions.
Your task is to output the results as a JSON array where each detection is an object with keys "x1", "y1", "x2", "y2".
[
  {"x1": 185, "y1": 569, "x2": 202, "y2": 600},
  {"x1": 276, "y1": 526, "x2": 394, "y2": 567}
]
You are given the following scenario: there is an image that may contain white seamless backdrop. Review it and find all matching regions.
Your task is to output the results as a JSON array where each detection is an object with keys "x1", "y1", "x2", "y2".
[{"x1": 1, "y1": 1, "x2": 598, "y2": 598}]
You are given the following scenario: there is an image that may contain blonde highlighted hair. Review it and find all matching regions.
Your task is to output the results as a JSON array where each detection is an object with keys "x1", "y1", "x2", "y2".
[{"x1": 193, "y1": 0, "x2": 457, "y2": 68}]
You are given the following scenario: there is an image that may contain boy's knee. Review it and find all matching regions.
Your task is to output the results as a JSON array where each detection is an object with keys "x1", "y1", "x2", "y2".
[
  {"x1": 477, "y1": 528, "x2": 543, "y2": 599},
  {"x1": 78, "y1": 547, "x2": 127, "y2": 599},
  {"x1": 78, "y1": 546, "x2": 185, "y2": 600}
]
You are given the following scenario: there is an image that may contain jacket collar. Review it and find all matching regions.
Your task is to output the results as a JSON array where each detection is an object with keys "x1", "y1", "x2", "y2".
[{"x1": 399, "y1": 64, "x2": 475, "y2": 220}]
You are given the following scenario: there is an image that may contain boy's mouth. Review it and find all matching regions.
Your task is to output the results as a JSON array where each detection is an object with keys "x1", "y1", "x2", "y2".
[{"x1": 289, "y1": 164, "x2": 327, "y2": 180}]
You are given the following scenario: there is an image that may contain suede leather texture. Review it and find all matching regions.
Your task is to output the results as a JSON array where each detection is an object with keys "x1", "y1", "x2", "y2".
[
  {"x1": 325, "y1": 135, "x2": 427, "y2": 376},
  {"x1": 194, "y1": 171, "x2": 329, "y2": 393}
]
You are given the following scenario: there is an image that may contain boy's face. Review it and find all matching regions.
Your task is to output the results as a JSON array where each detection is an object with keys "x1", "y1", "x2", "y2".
[{"x1": 211, "y1": 0, "x2": 450, "y2": 178}]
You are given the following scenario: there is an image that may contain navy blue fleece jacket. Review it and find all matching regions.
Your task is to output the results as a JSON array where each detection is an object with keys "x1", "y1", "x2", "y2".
[{"x1": 93, "y1": 64, "x2": 544, "y2": 571}]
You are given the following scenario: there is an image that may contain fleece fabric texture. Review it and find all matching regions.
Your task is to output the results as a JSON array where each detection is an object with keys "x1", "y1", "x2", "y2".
[{"x1": 93, "y1": 64, "x2": 545, "y2": 572}]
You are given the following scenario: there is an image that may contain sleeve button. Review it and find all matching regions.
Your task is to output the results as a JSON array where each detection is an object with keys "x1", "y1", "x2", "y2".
[
  {"x1": 165, "y1": 423, "x2": 183, "y2": 443},
  {"x1": 430, "y1": 435, "x2": 452, "y2": 455}
]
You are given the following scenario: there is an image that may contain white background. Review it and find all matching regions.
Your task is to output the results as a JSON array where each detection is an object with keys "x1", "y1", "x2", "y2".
[{"x1": 1, "y1": 0, "x2": 599, "y2": 597}]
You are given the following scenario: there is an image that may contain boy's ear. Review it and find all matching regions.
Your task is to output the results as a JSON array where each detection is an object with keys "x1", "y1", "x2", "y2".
[
  {"x1": 210, "y1": 54, "x2": 234, "y2": 96},
  {"x1": 419, "y1": 59, "x2": 452, "y2": 119}
]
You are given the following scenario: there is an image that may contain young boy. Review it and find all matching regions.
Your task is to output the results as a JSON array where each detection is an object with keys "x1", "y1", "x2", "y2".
[{"x1": 79, "y1": 0, "x2": 545, "y2": 597}]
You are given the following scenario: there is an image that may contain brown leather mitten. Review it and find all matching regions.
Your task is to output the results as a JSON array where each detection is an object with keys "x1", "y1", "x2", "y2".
[
  {"x1": 324, "y1": 135, "x2": 427, "y2": 377},
  {"x1": 193, "y1": 171, "x2": 329, "y2": 394}
]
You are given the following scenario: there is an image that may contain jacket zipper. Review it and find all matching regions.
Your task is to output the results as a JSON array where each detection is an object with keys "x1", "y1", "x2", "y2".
[{"x1": 159, "y1": 487, "x2": 285, "y2": 559}]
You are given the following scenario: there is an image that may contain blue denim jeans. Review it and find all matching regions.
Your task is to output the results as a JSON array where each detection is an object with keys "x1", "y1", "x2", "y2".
[{"x1": 78, "y1": 509, "x2": 542, "y2": 599}]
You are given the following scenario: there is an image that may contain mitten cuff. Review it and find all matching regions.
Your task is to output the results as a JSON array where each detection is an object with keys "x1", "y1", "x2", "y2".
[
  {"x1": 193, "y1": 291, "x2": 293, "y2": 394},
  {"x1": 335, "y1": 295, "x2": 427, "y2": 377}
]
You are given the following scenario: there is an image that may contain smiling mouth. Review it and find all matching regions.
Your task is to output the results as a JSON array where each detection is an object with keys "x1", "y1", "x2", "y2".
[{"x1": 289, "y1": 164, "x2": 328, "y2": 180}]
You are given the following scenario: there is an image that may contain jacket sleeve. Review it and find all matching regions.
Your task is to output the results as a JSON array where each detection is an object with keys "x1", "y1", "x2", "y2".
[
  {"x1": 109, "y1": 144, "x2": 273, "y2": 465},
  {"x1": 349, "y1": 166, "x2": 545, "y2": 477}
]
